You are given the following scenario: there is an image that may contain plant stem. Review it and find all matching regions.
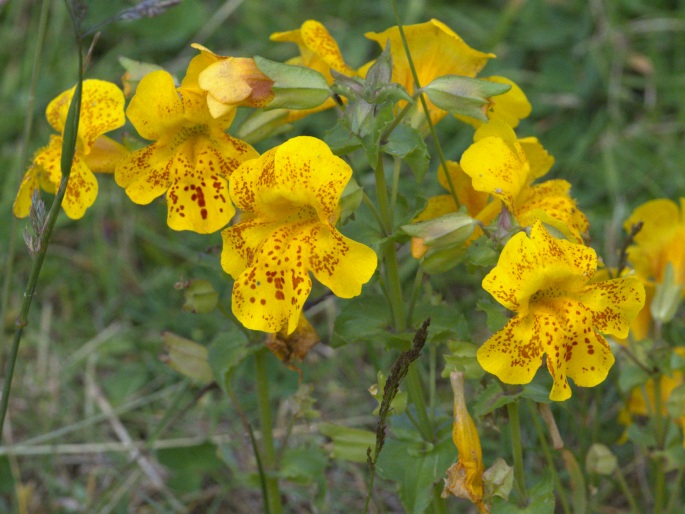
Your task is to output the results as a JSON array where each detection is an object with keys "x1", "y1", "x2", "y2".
[
  {"x1": 507, "y1": 400, "x2": 528, "y2": 503},
  {"x1": 0, "y1": 13, "x2": 84, "y2": 442},
  {"x1": 254, "y1": 349, "x2": 282, "y2": 514},
  {"x1": 614, "y1": 465, "x2": 641, "y2": 514},
  {"x1": 652, "y1": 376, "x2": 665, "y2": 514}
]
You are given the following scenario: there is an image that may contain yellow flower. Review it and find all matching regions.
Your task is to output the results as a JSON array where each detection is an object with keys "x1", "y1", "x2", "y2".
[
  {"x1": 478, "y1": 220, "x2": 645, "y2": 401},
  {"x1": 115, "y1": 70, "x2": 258, "y2": 234},
  {"x1": 623, "y1": 199, "x2": 685, "y2": 337},
  {"x1": 460, "y1": 120, "x2": 588, "y2": 243},
  {"x1": 363, "y1": 19, "x2": 494, "y2": 125},
  {"x1": 442, "y1": 371, "x2": 487, "y2": 513},
  {"x1": 455, "y1": 76, "x2": 532, "y2": 129},
  {"x1": 183, "y1": 44, "x2": 274, "y2": 119},
  {"x1": 221, "y1": 136, "x2": 377, "y2": 334},
  {"x1": 270, "y1": 20, "x2": 356, "y2": 121},
  {"x1": 14, "y1": 80, "x2": 127, "y2": 219}
]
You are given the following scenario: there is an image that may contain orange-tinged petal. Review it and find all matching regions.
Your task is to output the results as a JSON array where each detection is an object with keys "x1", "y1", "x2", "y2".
[
  {"x1": 574, "y1": 278, "x2": 646, "y2": 338},
  {"x1": 126, "y1": 70, "x2": 185, "y2": 141},
  {"x1": 13, "y1": 165, "x2": 41, "y2": 218},
  {"x1": 439, "y1": 161, "x2": 489, "y2": 216},
  {"x1": 199, "y1": 57, "x2": 274, "y2": 114},
  {"x1": 307, "y1": 224, "x2": 377, "y2": 298},
  {"x1": 84, "y1": 135, "x2": 129, "y2": 173},
  {"x1": 460, "y1": 131, "x2": 528, "y2": 208},
  {"x1": 477, "y1": 313, "x2": 545, "y2": 385},
  {"x1": 46, "y1": 80, "x2": 125, "y2": 152},
  {"x1": 231, "y1": 222, "x2": 315, "y2": 334},
  {"x1": 61, "y1": 156, "x2": 99, "y2": 220},
  {"x1": 182, "y1": 43, "x2": 222, "y2": 90}
]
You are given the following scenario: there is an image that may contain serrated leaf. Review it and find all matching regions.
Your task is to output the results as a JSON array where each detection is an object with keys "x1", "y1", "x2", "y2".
[
  {"x1": 331, "y1": 293, "x2": 391, "y2": 348},
  {"x1": 472, "y1": 382, "x2": 518, "y2": 417},
  {"x1": 323, "y1": 118, "x2": 362, "y2": 156},
  {"x1": 443, "y1": 341, "x2": 485, "y2": 380}
]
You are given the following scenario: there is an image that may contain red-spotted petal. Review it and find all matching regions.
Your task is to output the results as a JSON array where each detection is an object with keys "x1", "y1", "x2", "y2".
[{"x1": 574, "y1": 278, "x2": 645, "y2": 338}]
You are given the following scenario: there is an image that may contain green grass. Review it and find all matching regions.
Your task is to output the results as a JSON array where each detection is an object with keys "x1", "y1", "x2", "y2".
[{"x1": 1, "y1": 0, "x2": 685, "y2": 512}]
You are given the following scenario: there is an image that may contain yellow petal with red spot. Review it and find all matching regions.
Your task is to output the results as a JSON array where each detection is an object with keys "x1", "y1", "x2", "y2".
[
  {"x1": 575, "y1": 279, "x2": 646, "y2": 338},
  {"x1": 84, "y1": 135, "x2": 129, "y2": 173},
  {"x1": 477, "y1": 313, "x2": 545, "y2": 385},
  {"x1": 115, "y1": 142, "x2": 175, "y2": 204},
  {"x1": 542, "y1": 300, "x2": 614, "y2": 400},
  {"x1": 231, "y1": 222, "x2": 315, "y2": 334},
  {"x1": 221, "y1": 217, "x2": 283, "y2": 279},
  {"x1": 61, "y1": 156, "x2": 99, "y2": 220},
  {"x1": 307, "y1": 224, "x2": 377, "y2": 298},
  {"x1": 32, "y1": 135, "x2": 64, "y2": 185},
  {"x1": 166, "y1": 173, "x2": 234, "y2": 234},
  {"x1": 46, "y1": 80, "x2": 125, "y2": 152}
]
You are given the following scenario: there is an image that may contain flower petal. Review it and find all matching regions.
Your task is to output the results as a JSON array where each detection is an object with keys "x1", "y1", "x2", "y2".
[
  {"x1": 574, "y1": 278, "x2": 646, "y2": 338},
  {"x1": 199, "y1": 58, "x2": 274, "y2": 110},
  {"x1": 167, "y1": 171, "x2": 234, "y2": 234},
  {"x1": 182, "y1": 43, "x2": 221, "y2": 90},
  {"x1": 115, "y1": 142, "x2": 175, "y2": 204},
  {"x1": 13, "y1": 165, "x2": 41, "y2": 218},
  {"x1": 456, "y1": 76, "x2": 531, "y2": 129},
  {"x1": 47, "y1": 80, "x2": 125, "y2": 151},
  {"x1": 84, "y1": 135, "x2": 129, "y2": 173},
  {"x1": 519, "y1": 137, "x2": 554, "y2": 181},
  {"x1": 231, "y1": 223, "x2": 315, "y2": 334},
  {"x1": 544, "y1": 300, "x2": 615, "y2": 401},
  {"x1": 477, "y1": 313, "x2": 545, "y2": 385},
  {"x1": 61, "y1": 156, "x2": 99, "y2": 219},
  {"x1": 439, "y1": 161, "x2": 489, "y2": 216},
  {"x1": 230, "y1": 136, "x2": 351, "y2": 221},
  {"x1": 221, "y1": 217, "x2": 282, "y2": 278},
  {"x1": 308, "y1": 224, "x2": 377, "y2": 298},
  {"x1": 126, "y1": 70, "x2": 184, "y2": 141}
]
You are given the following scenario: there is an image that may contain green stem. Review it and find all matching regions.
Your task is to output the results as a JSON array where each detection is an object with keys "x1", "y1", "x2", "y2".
[
  {"x1": 390, "y1": 156, "x2": 401, "y2": 221},
  {"x1": 255, "y1": 350, "x2": 282, "y2": 514},
  {"x1": 0, "y1": 0, "x2": 52, "y2": 356},
  {"x1": 406, "y1": 264, "x2": 423, "y2": 326},
  {"x1": 389, "y1": 0, "x2": 459, "y2": 210},
  {"x1": 374, "y1": 153, "x2": 393, "y2": 236},
  {"x1": 0, "y1": 15, "x2": 84, "y2": 442},
  {"x1": 653, "y1": 375, "x2": 666, "y2": 514},
  {"x1": 507, "y1": 400, "x2": 528, "y2": 503},
  {"x1": 529, "y1": 401, "x2": 571, "y2": 514},
  {"x1": 665, "y1": 467, "x2": 683, "y2": 514},
  {"x1": 614, "y1": 466, "x2": 641, "y2": 514}
]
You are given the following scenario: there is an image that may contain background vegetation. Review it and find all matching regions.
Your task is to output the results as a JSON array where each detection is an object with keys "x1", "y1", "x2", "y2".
[{"x1": 1, "y1": 0, "x2": 684, "y2": 512}]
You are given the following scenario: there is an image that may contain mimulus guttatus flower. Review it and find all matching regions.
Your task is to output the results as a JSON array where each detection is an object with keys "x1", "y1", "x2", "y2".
[
  {"x1": 221, "y1": 136, "x2": 377, "y2": 334},
  {"x1": 478, "y1": 220, "x2": 645, "y2": 401},
  {"x1": 620, "y1": 198, "x2": 685, "y2": 338},
  {"x1": 460, "y1": 120, "x2": 589, "y2": 243},
  {"x1": 183, "y1": 44, "x2": 274, "y2": 119},
  {"x1": 14, "y1": 80, "x2": 127, "y2": 220},
  {"x1": 270, "y1": 20, "x2": 357, "y2": 121},
  {"x1": 115, "y1": 70, "x2": 258, "y2": 233},
  {"x1": 442, "y1": 371, "x2": 487, "y2": 513},
  {"x1": 455, "y1": 76, "x2": 532, "y2": 129},
  {"x1": 363, "y1": 19, "x2": 494, "y2": 125}
]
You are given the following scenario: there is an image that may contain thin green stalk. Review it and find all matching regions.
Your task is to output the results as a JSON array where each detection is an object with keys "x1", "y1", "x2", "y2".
[
  {"x1": 665, "y1": 467, "x2": 683, "y2": 514},
  {"x1": 255, "y1": 349, "x2": 282, "y2": 514},
  {"x1": 529, "y1": 401, "x2": 571, "y2": 514},
  {"x1": 507, "y1": 400, "x2": 528, "y2": 503},
  {"x1": 614, "y1": 466, "x2": 641, "y2": 514},
  {"x1": 1, "y1": 0, "x2": 52, "y2": 356},
  {"x1": 652, "y1": 376, "x2": 666, "y2": 514},
  {"x1": 389, "y1": 0, "x2": 460, "y2": 211},
  {"x1": 0, "y1": 10, "x2": 84, "y2": 441},
  {"x1": 374, "y1": 153, "x2": 393, "y2": 236},
  {"x1": 390, "y1": 156, "x2": 401, "y2": 222}
]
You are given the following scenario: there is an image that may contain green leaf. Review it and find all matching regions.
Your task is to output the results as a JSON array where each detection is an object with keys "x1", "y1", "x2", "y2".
[
  {"x1": 472, "y1": 382, "x2": 518, "y2": 417},
  {"x1": 492, "y1": 474, "x2": 555, "y2": 514},
  {"x1": 382, "y1": 123, "x2": 429, "y2": 183},
  {"x1": 666, "y1": 383, "x2": 685, "y2": 419},
  {"x1": 118, "y1": 56, "x2": 167, "y2": 95},
  {"x1": 208, "y1": 327, "x2": 253, "y2": 392},
  {"x1": 156, "y1": 443, "x2": 222, "y2": 494},
  {"x1": 279, "y1": 446, "x2": 328, "y2": 485},
  {"x1": 376, "y1": 435, "x2": 455, "y2": 514},
  {"x1": 443, "y1": 340, "x2": 485, "y2": 380},
  {"x1": 161, "y1": 332, "x2": 213, "y2": 383},
  {"x1": 331, "y1": 293, "x2": 391, "y2": 348},
  {"x1": 338, "y1": 177, "x2": 363, "y2": 224},
  {"x1": 422, "y1": 75, "x2": 510, "y2": 120},
  {"x1": 562, "y1": 449, "x2": 587, "y2": 514},
  {"x1": 319, "y1": 422, "x2": 376, "y2": 463},
  {"x1": 477, "y1": 299, "x2": 509, "y2": 334},
  {"x1": 254, "y1": 56, "x2": 331, "y2": 110},
  {"x1": 323, "y1": 119, "x2": 362, "y2": 156}
]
